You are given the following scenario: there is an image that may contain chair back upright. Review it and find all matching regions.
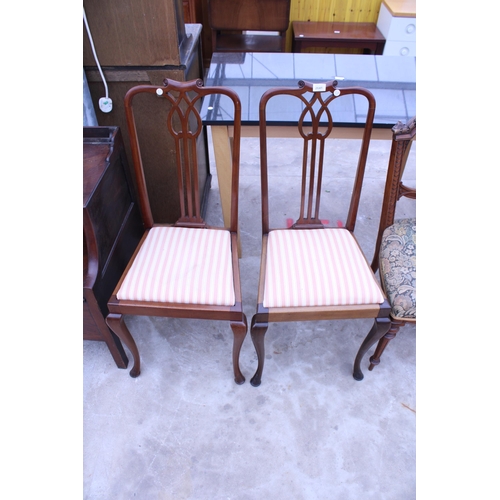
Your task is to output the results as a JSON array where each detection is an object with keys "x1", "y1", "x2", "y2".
[
  {"x1": 371, "y1": 117, "x2": 416, "y2": 272},
  {"x1": 258, "y1": 80, "x2": 376, "y2": 235},
  {"x1": 124, "y1": 79, "x2": 242, "y2": 232}
]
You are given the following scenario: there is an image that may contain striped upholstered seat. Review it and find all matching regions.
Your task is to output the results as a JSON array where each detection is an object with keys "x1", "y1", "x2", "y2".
[
  {"x1": 117, "y1": 226, "x2": 235, "y2": 307},
  {"x1": 263, "y1": 228, "x2": 385, "y2": 308}
]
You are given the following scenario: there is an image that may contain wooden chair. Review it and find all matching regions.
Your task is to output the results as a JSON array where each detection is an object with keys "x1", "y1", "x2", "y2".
[
  {"x1": 106, "y1": 78, "x2": 248, "y2": 384},
  {"x1": 369, "y1": 117, "x2": 416, "y2": 371},
  {"x1": 208, "y1": 0, "x2": 291, "y2": 53},
  {"x1": 249, "y1": 80, "x2": 391, "y2": 386}
]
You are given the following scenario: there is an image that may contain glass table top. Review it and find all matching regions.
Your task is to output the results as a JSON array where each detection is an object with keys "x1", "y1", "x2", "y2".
[{"x1": 201, "y1": 52, "x2": 416, "y2": 128}]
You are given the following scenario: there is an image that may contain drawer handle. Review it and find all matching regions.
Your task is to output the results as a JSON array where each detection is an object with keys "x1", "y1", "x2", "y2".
[
  {"x1": 400, "y1": 47, "x2": 410, "y2": 56},
  {"x1": 406, "y1": 24, "x2": 415, "y2": 34}
]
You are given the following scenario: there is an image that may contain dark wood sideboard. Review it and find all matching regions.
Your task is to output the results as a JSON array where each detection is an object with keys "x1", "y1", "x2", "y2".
[{"x1": 83, "y1": 126, "x2": 144, "y2": 368}]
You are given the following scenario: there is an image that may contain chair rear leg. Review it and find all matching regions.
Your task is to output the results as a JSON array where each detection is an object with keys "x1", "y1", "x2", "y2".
[
  {"x1": 368, "y1": 319, "x2": 405, "y2": 371},
  {"x1": 353, "y1": 317, "x2": 391, "y2": 381},
  {"x1": 230, "y1": 315, "x2": 248, "y2": 385},
  {"x1": 249, "y1": 316, "x2": 268, "y2": 387},
  {"x1": 106, "y1": 313, "x2": 141, "y2": 378}
]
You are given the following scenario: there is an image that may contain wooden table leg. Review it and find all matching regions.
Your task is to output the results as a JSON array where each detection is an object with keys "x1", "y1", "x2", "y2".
[{"x1": 210, "y1": 125, "x2": 242, "y2": 257}]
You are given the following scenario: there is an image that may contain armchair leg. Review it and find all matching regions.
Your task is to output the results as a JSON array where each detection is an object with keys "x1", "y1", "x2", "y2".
[
  {"x1": 368, "y1": 319, "x2": 405, "y2": 371},
  {"x1": 249, "y1": 316, "x2": 268, "y2": 387},
  {"x1": 353, "y1": 317, "x2": 391, "y2": 381},
  {"x1": 230, "y1": 315, "x2": 248, "y2": 385},
  {"x1": 106, "y1": 313, "x2": 141, "y2": 378}
]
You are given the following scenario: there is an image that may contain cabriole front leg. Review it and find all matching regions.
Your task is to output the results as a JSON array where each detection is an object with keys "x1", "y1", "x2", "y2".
[
  {"x1": 230, "y1": 315, "x2": 248, "y2": 385},
  {"x1": 249, "y1": 316, "x2": 268, "y2": 387},
  {"x1": 353, "y1": 317, "x2": 391, "y2": 381},
  {"x1": 106, "y1": 313, "x2": 141, "y2": 378}
]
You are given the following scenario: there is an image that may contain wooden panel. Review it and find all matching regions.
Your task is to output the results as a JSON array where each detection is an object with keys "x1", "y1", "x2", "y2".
[
  {"x1": 183, "y1": 0, "x2": 197, "y2": 22},
  {"x1": 83, "y1": 299, "x2": 104, "y2": 341},
  {"x1": 208, "y1": 0, "x2": 291, "y2": 31},
  {"x1": 290, "y1": 0, "x2": 381, "y2": 23},
  {"x1": 83, "y1": 0, "x2": 185, "y2": 66}
]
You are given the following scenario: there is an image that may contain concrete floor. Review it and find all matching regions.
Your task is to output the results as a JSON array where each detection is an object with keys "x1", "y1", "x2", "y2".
[{"x1": 83, "y1": 132, "x2": 416, "y2": 499}]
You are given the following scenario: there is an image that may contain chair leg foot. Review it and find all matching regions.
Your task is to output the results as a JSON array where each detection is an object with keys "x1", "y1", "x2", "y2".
[
  {"x1": 230, "y1": 315, "x2": 248, "y2": 385},
  {"x1": 250, "y1": 316, "x2": 268, "y2": 387},
  {"x1": 106, "y1": 313, "x2": 141, "y2": 378},
  {"x1": 353, "y1": 317, "x2": 390, "y2": 381},
  {"x1": 368, "y1": 357, "x2": 380, "y2": 371},
  {"x1": 368, "y1": 319, "x2": 405, "y2": 370}
]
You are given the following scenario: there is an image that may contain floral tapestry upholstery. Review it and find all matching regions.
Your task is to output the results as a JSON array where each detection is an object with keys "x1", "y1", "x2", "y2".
[{"x1": 379, "y1": 218, "x2": 416, "y2": 320}]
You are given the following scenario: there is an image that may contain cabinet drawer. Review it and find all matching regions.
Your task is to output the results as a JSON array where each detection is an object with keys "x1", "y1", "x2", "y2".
[
  {"x1": 377, "y1": 3, "x2": 416, "y2": 42},
  {"x1": 383, "y1": 40, "x2": 416, "y2": 57}
]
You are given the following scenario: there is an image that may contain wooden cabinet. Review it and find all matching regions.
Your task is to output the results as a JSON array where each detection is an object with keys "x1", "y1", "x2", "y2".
[
  {"x1": 84, "y1": 0, "x2": 208, "y2": 223},
  {"x1": 84, "y1": 126, "x2": 144, "y2": 368},
  {"x1": 376, "y1": 0, "x2": 416, "y2": 57}
]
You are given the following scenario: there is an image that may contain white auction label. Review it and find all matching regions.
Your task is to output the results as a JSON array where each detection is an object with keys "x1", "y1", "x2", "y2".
[{"x1": 313, "y1": 83, "x2": 326, "y2": 92}]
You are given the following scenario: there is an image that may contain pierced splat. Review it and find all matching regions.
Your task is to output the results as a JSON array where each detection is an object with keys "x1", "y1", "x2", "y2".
[
  {"x1": 160, "y1": 79, "x2": 207, "y2": 227},
  {"x1": 293, "y1": 81, "x2": 338, "y2": 229}
]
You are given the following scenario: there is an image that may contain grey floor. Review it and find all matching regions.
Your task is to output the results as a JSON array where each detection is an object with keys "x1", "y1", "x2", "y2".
[{"x1": 83, "y1": 132, "x2": 416, "y2": 499}]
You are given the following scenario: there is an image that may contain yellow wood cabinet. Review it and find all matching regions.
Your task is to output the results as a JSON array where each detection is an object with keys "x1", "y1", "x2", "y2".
[{"x1": 286, "y1": 0, "x2": 385, "y2": 52}]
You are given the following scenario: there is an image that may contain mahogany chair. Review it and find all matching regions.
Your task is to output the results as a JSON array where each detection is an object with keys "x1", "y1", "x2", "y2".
[
  {"x1": 249, "y1": 80, "x2": 391, "y2": 386},
  {"x1": 369, "y1": 117, "x2": 416, "y2": 371},
  {"x1": 208, "y1": 0, "x2": 291, "y2": 53},
  {"x1": 106, "y1": 78, "x2": 248, "y2": 384}
]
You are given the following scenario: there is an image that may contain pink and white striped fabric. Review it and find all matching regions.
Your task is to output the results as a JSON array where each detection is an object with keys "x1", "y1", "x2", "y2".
[
  {"x1": 117, "y1": 226, "x2": 235, "y2": 306},
  {"x1": 263, "y1": 228, "x2": 384, "y2": 308}
]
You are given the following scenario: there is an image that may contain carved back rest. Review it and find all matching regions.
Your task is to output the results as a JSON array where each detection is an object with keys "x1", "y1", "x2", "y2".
[
  {"x1": 124, "y1": 79, "x2": 242, "y2": 231},
  {"x1": 258, "y1": 80, "x2": 376, "y2": 234},
  {"x1": 208, "y1": 0, "x2": 291, "y2": 32},
  {"x1": 371, "y1": 116, "x2": 416, "y2": 272}
]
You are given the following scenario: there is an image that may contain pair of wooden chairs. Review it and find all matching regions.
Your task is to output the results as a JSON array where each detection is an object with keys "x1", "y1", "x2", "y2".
[{"x1": 105, "y1": 78, "x2": 415, "y2": 386}]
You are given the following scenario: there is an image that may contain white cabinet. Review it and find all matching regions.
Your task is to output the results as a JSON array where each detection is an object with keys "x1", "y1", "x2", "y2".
[{"x1": 377, "y1": 0, "x2": 416, "y2": 56}]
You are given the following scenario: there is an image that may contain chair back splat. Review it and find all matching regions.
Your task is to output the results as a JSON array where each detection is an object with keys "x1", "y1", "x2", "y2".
[
  {"x1": 250, "y1": 79, "x2": 390, "y2": 386},
  {"x1": 107, "y1": 78, "x2": 248, "y2": 384}
]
